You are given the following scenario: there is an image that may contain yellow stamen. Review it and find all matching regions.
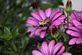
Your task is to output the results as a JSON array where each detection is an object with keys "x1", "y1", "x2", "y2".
[{"x1": 39, "y1": 19, "x2": 48, "y2": 26}]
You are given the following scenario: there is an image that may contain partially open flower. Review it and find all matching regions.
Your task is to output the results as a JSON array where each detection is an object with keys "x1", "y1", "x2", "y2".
[
  {"x1": 66, "y1": 10, "x2": 82, "y2": 45},
  {"x1": 32, "y1": 40, "x2": 72, "y2": 55},
  {"x1": 26, "y1": 8, "x2": 66, "y2": 38}
]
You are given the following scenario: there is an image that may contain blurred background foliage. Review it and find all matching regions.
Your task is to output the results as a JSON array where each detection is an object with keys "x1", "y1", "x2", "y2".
[{"x1": 0, "y1": 0, "x2": 82, "y2": 55}]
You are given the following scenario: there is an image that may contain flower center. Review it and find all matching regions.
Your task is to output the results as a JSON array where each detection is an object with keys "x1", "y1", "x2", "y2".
[{"x1": 39, "y1": 19, "x2": 49, "y2": 26}]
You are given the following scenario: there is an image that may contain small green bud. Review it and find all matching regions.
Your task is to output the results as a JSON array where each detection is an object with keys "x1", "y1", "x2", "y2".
[{"x1": 65, "y1": 0, "x2": 72, "y2": 14}]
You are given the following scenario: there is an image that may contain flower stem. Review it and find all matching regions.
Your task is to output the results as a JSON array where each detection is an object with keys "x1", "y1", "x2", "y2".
[{"x1": 67, "y1": 14, "x2": 70, "y2": 27}]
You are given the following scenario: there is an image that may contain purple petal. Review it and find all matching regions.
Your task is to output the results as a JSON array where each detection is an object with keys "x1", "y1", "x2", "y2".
[
  {"x1": 27, "y1": 17, "x2": 38, "y2": 21},
  {"x1": 50, "y1": 9, "x2": 60, "y2": 20},
  {"x1": 62, "y1": 52, "x2": 72, "y2": 55},
  {"x1": 48, "y1": 40, "x2": 55, "y2": 55},
  {"x1": 52, "y1": 11, "x2": 63, "y2": 21},
  {"x1": 71, "y1": 10, "x2": 78, "y2": 20},
  {"x1": 40, "y1": 31, "x2": 46, "y2": 38},
  {"x1": 76, "y1": 38, "x2": 82, "y2": 44},
  {"x1": 70, "y1": 11, "x2": 76, "y2": 20},
  {"x1": 80, "y1": 11, "x2": 82, "y2": 19},
  {"x1": 77, "y1": 25, "x2": 82, "y2": 31},
  {"x1": 45, "y1": 8, "x2": 52, "y2": 17},
  {"x1": 66, "y1": 30, "x2": 81, "y2": 37},
  {"x1": 41, "y1": 27, "x2": 47, "y2": 30},
  {"x1": 39, "y1": 10, "x2": 46, "y2": 20},
  {"x1": 32, "y1": 50, "x2": 42, "y2": 55},
  {"x1": 49, "y1": 24, "x2": 53, "y2": 30},
  {"x1": 29, "y1": 31, "x2": 35, "y2": 37},
  {"x1": 68, "y1": 27, "x2": 79, "y2": 32},
  {"x1": 76, "y1": 16, "x2": 82, "y2": 22},
  {"x1": 31, "y1": 11, "x2": 42, "y2": 21},
  {"x1": 69, "y1": 18, "x2": 74, "y2": 25},
  {"x1": 57, "y1": 46, "x2": 65, "y2": 55},
  {"x1": 26, "y1": 17, "x2": 39, "y2": 26},
  {"x1": 27, "y1": 27, "x2": 37, "y2": 37},
  {"x1": 72, "y1": 20, "x2": 82, "y2": 28},
  {"x1": 27, "y1": 27, "x2": 36, "y2": 32},
  {"x1": 40, "y1": 41, "x2": 48, "y2": 55},
  {"x1": 59, "y1": 15, "x2": 66, "y2": 22},
  {"x1": 51, "y1": 15, "x2": 65, "y2": 27},
  {"x1": 71, "y1": 14, "x2": 82, "y2": 31},
  {"x1": 53, "y1": 42, "x2": 63, "y2": 55},
  {"x1": 35, "y1": 29, "x2": 41, "y2": 35},
  {"x1": 69, "y1": 38, "x2": 77, "y2": 45}
]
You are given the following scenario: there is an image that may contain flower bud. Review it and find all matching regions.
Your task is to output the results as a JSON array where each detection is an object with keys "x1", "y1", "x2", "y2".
[{"x1": 65, "y1": 0, "x2": 72, "y2": 14}]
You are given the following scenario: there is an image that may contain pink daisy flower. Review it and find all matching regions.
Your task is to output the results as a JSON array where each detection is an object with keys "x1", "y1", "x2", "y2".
[
  {"x1": 66, "y1": 10, "x2": 82, "y2": 45},
  {"x1": 26, "y1": 8, "x2": 66, "y2": 38},
  {"x1": 32, "y1": 40, "x2": 72, "y2": 55}
]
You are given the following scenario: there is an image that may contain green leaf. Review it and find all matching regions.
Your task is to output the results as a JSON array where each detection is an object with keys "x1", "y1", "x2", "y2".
[
  {"x1": 12, "y1": 28, "x2": 19, "y2": 38},
  {"x1": 0, "y1": 27, "x2": 12, "y2": 40},
  {"x1": 11, "y1": 42, "x2": 17, "y2": 52},
  {"x1": 20, "y1": 36, "x2": 29, "y2": 49}
]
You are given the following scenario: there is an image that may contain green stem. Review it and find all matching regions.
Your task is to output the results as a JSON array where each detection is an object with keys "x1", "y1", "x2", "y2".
[
  {"x1": 51, "y1": 33, "x2": 58, "y2": 42},
  {"x1": 67, "y1": 13, "x2": 70, "y2": 27},
  {"x1": 53, "y1": 35, "x2": 58, "y2": 42},
  {"x1": 58, "y1": 30, "x2": 66, "y2": 42}
]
